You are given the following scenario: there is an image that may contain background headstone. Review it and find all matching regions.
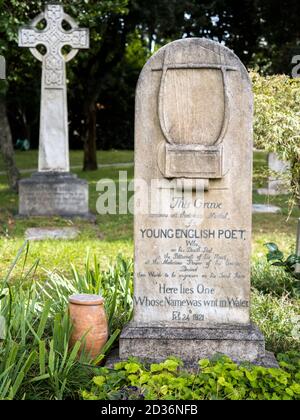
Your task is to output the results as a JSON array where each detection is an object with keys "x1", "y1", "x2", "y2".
[
  {"x1": 25, "y1": 227, "x2": 79, "y2": 241},
  {"x1": 296, "y1": 219, "x2": 300, "y2": 275},
  {"x1": 0, "y1": 55, "x2": 5, "y2": 80},
  {"x1": 120, "y1": 38, "x2": 276, "y2": 366},
  {"x1": 18, "y1": 4, "x2": 92, "y2": 219},
  {"x1": 258, "y1": 152, "x2": 290, "y2": 196},
  {"x1": 252, "y1": 204, "x2": 281, "y2": 214}
]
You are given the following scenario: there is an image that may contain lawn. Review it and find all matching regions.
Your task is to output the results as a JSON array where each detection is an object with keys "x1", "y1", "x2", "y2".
[
  {"x1": 0, "y1": 150, "x2": 134, "y2": 172},
  {"x1": 0, "y1": 150, "x2": 134, "y2": 279}
]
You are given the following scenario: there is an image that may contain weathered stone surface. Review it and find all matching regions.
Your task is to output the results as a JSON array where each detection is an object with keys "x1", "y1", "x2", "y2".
[
  {"x1": 258, "y1": 153, "x2": 289, "y2": 196},
  {"x1": 120, "y1": 38, "x2": 275, "y2": 366},
  {"x1": 252, "y1": 204, "x2": 281, "y2": 214},
  {"x1": 19, "y1": 4, "x2": 89, "y2": 173},
  {"x1": 119, "y1": 324, "x2": 278, "y2": 368},
  {"x1": 121, "y1": 324, "x2": 265, "y2": 364},
  {"x1": 25, "y1": 227, "x2": 79, "y2": 241},
  {"x1": 18, "y1": 5, "x2": 91, "y2": 219},
  {"x1": 19, "y1": 173, "x2": 90, "y2": 218}
]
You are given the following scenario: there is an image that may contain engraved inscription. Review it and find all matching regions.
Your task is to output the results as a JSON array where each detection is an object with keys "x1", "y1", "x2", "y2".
[
  {"x1": 136, "y1": 221, "x2": 249, "y2": 324},
  {"x1": 21, "y1": 186, "x2": 87, "y2": 213}
]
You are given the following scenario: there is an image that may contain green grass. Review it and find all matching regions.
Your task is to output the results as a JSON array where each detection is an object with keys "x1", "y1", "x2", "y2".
[
  {"x1": 252, "y1": 290, "x2": 300, "y2": 354},
  {"x1": 0, "y1": 251, "x2": 133, "y2": 400},
  {"x1": 0, "y1": 150, "x2": 134, "y2": 172},
  {"x1": 0, "y1": 153, "x2": 134, "y2": 279}
]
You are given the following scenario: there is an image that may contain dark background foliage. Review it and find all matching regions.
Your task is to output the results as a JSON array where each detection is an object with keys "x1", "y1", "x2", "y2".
[{"x1": 1, "y1": 0, "x2": 299, "y2": 154}]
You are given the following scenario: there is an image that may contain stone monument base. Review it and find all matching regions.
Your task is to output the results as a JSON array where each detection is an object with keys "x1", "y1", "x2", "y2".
[
  {"x1": 257, "y1": 188, "x2": 288, "y2": 196},
  {"x1": 119, "y1": 323, "x2": 278, "y2": 368},
  {"x1": 19, "y1": 172, "x2": 93, "y2": 219}
]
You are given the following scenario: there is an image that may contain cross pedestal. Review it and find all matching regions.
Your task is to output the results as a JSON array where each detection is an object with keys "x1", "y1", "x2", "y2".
[{"x1": 18, "y1": 4, "x2": 93, "y2": 219}]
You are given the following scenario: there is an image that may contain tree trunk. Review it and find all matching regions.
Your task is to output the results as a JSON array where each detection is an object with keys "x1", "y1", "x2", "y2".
[
  {"x1": 83, "y1": 100, "x2": 98, "y2": 171},
  {"x1": 0, "y1": 99, "x2": 20, "y2": 192}
]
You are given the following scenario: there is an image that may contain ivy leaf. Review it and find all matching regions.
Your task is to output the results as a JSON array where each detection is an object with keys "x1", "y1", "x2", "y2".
[
  {"x1": 125, "y1": 362, "x2": 140, "y2": 374},
  {"x1": 218, "y1": 377, "x2": 226, "y2": 386},
  {"x1": 286, "y1": 255, "x2": 298, "y2": 266},
  {"x1": 93, "y1": 376, "x2": 106, "y2": 387},
  {"x1": 267, "y1": 250, "x2": 284, "y2": 262},
  {"x1": 163, "y1": 359, "x2": 180, "y2": 372},
  {"x1": 199, "y1": 359, "x2": 210, "y2": 369},
  {"x1": 265, "y1": 243, "x2": 279, "y2": 253},
  {"x1": 150, "y1": 363, "x2": 164, "y2": 373}
]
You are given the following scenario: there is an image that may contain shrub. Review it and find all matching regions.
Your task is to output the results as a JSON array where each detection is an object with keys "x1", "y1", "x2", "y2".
[
  {"x1": 82, "y1": 355, "x2": 300, "y2": 401},
  {"x1": 265, "y1": 242, "x2": 300, "y2": 282},
  {"x1": 252, "y1": 72, "x2": 300, "y2": 208}
]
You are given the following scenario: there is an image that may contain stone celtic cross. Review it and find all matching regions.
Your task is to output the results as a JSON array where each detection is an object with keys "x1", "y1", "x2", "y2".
[{"x1": 19, "y1": 4, "x2": 89, "y2": 172}]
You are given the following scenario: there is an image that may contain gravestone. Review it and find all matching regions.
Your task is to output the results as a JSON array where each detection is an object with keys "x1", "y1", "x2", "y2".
[
  {"x1": 120, "y1": 38, "x2": 276, "y2": 366},
  {"x1": 296, "y1": 219, "x2": 300, "y2": 275},
  {"x1": 25, "y1": 227, "x2": 79, "y2": 241},
  {"x1": 18, "y1": 4, "x2": 91, "y2": 218},
  {"x1": 258, "y1": 153, "x2": 289, "y2": 196},
  {"x1": 252, "y1": 204, "x2": 281, "y2": 214},
  {"x1": 0, "y1": 55, "x2": 5, "y2": 79}
]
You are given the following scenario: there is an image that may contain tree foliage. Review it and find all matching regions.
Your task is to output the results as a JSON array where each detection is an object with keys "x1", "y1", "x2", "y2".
[
  {"x1": 0, "y1": 1, "x2": 300, "y2": 171},
  {"x1": 0, "y1": 0, "x2": 130, "y2": 170},
  {"x1": 252, "y1": 72, "x2": 300, "y2": 207}
]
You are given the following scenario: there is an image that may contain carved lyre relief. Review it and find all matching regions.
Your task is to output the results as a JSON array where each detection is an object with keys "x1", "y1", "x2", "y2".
[{"x1": 157, "y1": 48, "x2": 237, "y2": 190}]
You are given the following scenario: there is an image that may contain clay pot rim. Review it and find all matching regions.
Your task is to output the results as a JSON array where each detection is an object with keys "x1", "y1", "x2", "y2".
[{"x1": 69, "y1": 294, "x2": 105, "y2": 306}]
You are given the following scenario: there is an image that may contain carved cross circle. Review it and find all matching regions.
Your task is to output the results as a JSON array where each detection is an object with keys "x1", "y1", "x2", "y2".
[
  {"x1": 19, "y1": 5, "x2": 89, "y2": 88},
  {"x1": 19, "y1": 4, "x2": 89, "y2": 63}
]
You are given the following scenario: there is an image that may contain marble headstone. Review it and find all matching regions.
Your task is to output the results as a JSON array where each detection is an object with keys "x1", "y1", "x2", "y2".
[
  {"x1": 120, "y1": 38, "x2": 275, "y2": 366},
  {"x1": 18, "y1": 4, "x2": 91, "y2": 218},
  {"x1": 258, "y1": 153, "x2": 289, "y2": 196}
]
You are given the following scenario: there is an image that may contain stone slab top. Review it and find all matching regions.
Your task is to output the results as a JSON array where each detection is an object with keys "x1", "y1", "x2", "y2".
[
  {"x1": 252, "y1": 204, "x2": 281, "y2": 214},
  {"x1": 121, "y1": 323, "x2": 264, "y2": 341},
  {"x1": 25, "y1": 227, "x2": 79, "y2": 241}
]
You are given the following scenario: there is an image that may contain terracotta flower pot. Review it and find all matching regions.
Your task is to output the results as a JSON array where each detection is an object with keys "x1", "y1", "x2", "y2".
[{"x1": 69, "y1": 294, "x2": 108, "y2": 359}]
